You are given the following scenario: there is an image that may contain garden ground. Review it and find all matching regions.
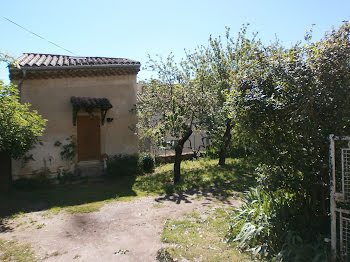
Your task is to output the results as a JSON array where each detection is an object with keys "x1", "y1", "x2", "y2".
[{"x1": 0, "y1": 158, "x2": 256, "y2": 261}]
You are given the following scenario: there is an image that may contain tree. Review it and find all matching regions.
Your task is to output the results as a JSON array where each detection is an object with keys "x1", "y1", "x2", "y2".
[
  {"x1": 194, "y1": 25, "x2": 261, "y2": 165},
  {"x1": 228, "y1": 22, "x2": 350, "y2": 255},
  {"x1": 0, "y1": 53, "x2": 46, "y2": 158},
  {"x1": 137, "y1": 54, "x2": 207, "y2": 183}
]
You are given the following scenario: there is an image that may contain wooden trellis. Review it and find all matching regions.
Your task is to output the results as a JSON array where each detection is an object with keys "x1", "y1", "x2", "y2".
[{"x1": 330, "y1": 135, "x2": 350, "y2": 261}]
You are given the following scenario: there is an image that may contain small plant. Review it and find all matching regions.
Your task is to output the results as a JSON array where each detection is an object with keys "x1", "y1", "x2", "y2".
[
  {"x1": 114, "y1": 249, "x2": 129, "y2": 255},
  {"x1": 57, "y1": 169, "x2": 76, "y2": 184},
  {"x1": 227, "y1": 187, "x2": 331, "y2": 261},
  {"x1": 156, "y1": 248, "x2": 174, "y2": 262},
  {"x1": 107, "y1": 154, "x2": 141, "y2": 177},
  {"x1": 138, "y1": 153, "x2": 155, "y2": 173},
  {"x1": 54, "y1": 137, "x2": 76, "y2": 161},
  {"x1": 22, "y1": 154, "x2": 34, "y2": 166},
  {"x1": 36, "y1": 223, "x2": 46, "y2": 229},
  {"x1": 60, "y1": 142, "x2": 76, "y2": 160},
  {"x1": 54, "y1": 141, "x2": 62, "y2": 147},
  {"x1": 43, "y1": 251, "x2": 63, "y2": 259}
]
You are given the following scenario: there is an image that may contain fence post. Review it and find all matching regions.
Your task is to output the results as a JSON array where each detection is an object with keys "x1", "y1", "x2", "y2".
[{"x1": 330, "y1": 134, "x2": 337, "y2": 261}]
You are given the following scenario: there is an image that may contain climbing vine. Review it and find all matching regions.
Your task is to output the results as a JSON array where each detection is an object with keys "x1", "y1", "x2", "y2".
[{"x1": 54, "y1": 136, "x2": 76, "y2": 161}]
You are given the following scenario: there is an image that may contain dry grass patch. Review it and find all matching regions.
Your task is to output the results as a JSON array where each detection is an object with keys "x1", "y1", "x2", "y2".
[
  {"x1": 0, "y1": 239, "x2": 37, "y2": 262},
  {"x1": 161, "y1": 208, "x2": 252, "y2": 262}
]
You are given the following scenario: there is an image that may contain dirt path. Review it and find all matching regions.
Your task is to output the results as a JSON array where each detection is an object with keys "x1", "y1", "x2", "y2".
[{"x1": 1, "y1": 191, "x2": 241, "y2": 262}]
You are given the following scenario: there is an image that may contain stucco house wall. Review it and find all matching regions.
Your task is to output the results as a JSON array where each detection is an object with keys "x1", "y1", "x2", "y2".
[{"x1": 10, "y1": 53, "x2": 140, "y2": 180}]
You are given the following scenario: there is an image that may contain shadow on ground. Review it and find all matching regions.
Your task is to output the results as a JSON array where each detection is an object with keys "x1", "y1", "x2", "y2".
[
  {"x1": 0, "y1": 158, "x2": 257, "y2": 220},
  {"x1": 0, "y1": 175, "x2": 137, "y2": 218},
  {"x1": 136, "y1": 158, "x2": 257, "y2": 197},
  {"x1": 154, "y1": 187, "x2": 241, "y2": 205}
]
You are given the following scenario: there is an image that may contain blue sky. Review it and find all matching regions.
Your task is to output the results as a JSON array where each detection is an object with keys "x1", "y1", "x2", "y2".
[{"x1": 0, "y1": 0, "x2": 349, "y2": 83}]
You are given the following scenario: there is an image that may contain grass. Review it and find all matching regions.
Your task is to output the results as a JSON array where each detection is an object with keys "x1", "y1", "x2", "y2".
[
  {"x1": 0, "y1": 157, "x2": 256, "y2": 218},
  {"x1": 0, "y1": 157, "x2": 257, "y2": 262},
  {"x1": 135, "y1": 157, "x2": 257, "y2": 195},
  {"x1": 0, "y1": 239, "x2": 37, "y2": 262},
  {"x1": 160, "y1": 208, "x2": 252, "y2": 262}
]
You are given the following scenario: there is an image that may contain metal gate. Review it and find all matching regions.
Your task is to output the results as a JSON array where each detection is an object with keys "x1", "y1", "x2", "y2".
[{"x1": 330, "y1": 135, "x2": 350, "y2": 261}]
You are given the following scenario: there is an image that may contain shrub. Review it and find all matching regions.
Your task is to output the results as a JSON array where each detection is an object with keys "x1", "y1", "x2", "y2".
[
  {"x1": 12, "y1": 168, "x2": 53, "y2": 190},
  {"x1": 138, "y1": 153, "x2": 155, "y2": 173},
  {"x1": 227, "y1": 187, "x2": 330, "y2": 261},
  {"x1": 227, "y1": 187, "x2": 282, "y2": 258},
  {"x1": 106, "y1": 154, "x2": 140, "y2": 177}
]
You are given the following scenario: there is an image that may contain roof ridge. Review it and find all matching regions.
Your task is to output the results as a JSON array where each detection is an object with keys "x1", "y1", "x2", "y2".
[
  {"x1": 16, "y1": 53, "x2": 141, "y2": 68},
  {"x1": 21, "y1": 52, "x2": 135, "y2": 60}
]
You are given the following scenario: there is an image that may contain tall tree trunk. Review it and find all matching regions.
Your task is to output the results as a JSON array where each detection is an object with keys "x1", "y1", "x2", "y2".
[
  {"x1": 218, "y1": 120, "x2": 232, "y2": 166},
  {"x1": 174, "y1": 129, "x2": 193, "y2": 184}
]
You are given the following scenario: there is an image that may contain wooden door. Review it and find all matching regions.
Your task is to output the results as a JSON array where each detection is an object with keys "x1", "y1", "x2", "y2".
[{"x1": 77, "y1": 116, "x2": 100, "y2": 161}]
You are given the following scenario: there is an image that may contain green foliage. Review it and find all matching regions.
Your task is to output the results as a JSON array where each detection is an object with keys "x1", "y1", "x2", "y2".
[
  {"x1": 0, "y1": 52, "x2": 46, "y2": 158},
  {"x1": 138, "y1": 152, "x2": 155, "y2": 173},
  {"x1": 156, "y1": 248, "x2": 174, "y2": 262},
  {"x1": 106, "y1": 154, "x2": 141, "y2": 176},
  {"x1": 54, "y1": 137, "x2": 76, "y2": 161},
  {"x1": 137, "y1": 54, "x2": 203, "y2": 145},
  {"x1": 228, "y1": 187, "x2": 330, "y2": 261},
  {"x1": 225, "y1": 22, "x2": 349, "y2": 260},
  {"x1": 230, "y1": 22, "x2": 350, "y2": 204},
  {"x1": 205, "y1": 130, "x2": 252, "y2": 159},
  {"x1": 0, "y1": 52, "x2": 19, "y2": 68},
  {"x1": 0, "y1": 83, "x2": 46, "y2": 158},
  {"x1": 61, "y1": 141, "x2": 76, "y2": 161},
  {"x1": 194, "y1": 25, "x2": 261, "y2": 152},
  {"x1": 274, "y1": 232, "x2": 331, "y2": 262},
  {"x1": 138, "y1": 51, "x2": 223, "y2": 181},
  {"x1": 53, "y1": 141, "x2": 62, "y2": 147}
]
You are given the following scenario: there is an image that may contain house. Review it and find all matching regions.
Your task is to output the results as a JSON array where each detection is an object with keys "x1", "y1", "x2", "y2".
[{"x1": 9, "y1": 53, "x2": 141, "y2": 179}]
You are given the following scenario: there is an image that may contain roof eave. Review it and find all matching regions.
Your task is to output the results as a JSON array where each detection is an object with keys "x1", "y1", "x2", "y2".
[{"x1": 10, "y1": 63, "x2": 141, "y2": 71}]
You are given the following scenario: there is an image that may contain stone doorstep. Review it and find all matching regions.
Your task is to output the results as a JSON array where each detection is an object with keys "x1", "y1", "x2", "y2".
[{"x1": 76, "y1": 160, "x2": 104, "y2": 177}]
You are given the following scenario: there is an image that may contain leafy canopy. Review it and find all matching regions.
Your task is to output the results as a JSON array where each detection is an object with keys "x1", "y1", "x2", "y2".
[
  {"x1": 0, "y1": 52, "x2": 46, "y2": 158},
  {"x1": 137, "y1": 54, "x2": 207, "y2": 146}
]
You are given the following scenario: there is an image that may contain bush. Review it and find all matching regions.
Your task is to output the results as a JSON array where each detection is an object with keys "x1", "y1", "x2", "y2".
[
  {"x1": 227, "y1": 187, "x2": 330, "y2": 261},
  {"x1": 12, "y1": 168, "x2": 53, "y2": 190},
  {"x1": 138, "y1": 153, "x2": 155, "y2": 173},
  {"x1": 106, "y1": 154, "x2": 141, "y2": 177}
]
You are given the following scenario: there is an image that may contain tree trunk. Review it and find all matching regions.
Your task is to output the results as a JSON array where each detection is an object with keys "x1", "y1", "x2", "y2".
[
  {"x1": 218, "y1": 120, "x2": 232, "y2": 166},
  {"x1": 174, "y1": 129, "x2": 193, "y2": 184}
]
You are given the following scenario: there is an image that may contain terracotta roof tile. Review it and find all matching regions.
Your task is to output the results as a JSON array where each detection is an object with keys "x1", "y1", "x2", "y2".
[
  {"x1": 43, "y1": 55, "x2": 51, "y2": 66},
  {"x1": 17, "y1": 53, "x2": 140, "y2": 68},
  {"x1": 71, "y1": 96, "x2": 113, "y2": 109}
]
